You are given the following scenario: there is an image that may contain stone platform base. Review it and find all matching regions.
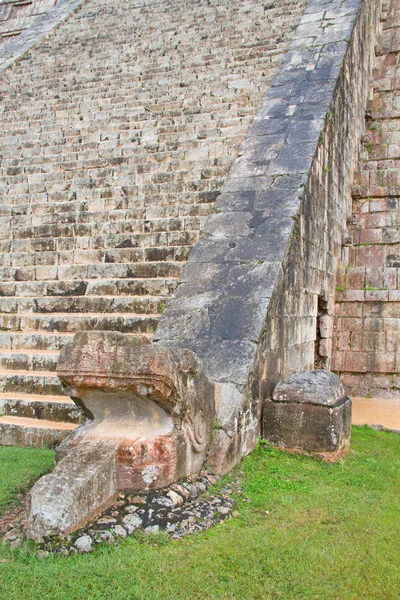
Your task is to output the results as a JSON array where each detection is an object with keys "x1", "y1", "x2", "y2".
[{"x1": 263, "y1": 370, "x2": 352, "y2": 460}]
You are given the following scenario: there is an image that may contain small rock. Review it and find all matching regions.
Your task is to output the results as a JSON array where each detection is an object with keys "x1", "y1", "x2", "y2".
[
  {"x1": 185, "y1": 484, "x2": 198, "y2": 498},
  {"x1": 37, "y1": 550, "x2": 50, "y2": 559},
  {"x1": 174, "y1": 485, "x2": 190, "y2": 499},
  {"x1": 167, "y1": 490, "x2": 183, "y2": 505},
  {"x1": 127, "y1": 495, "x2": 146, "y2": 505},
  {"x1": 95, "y1": 517, "x2": 117, "y2": 527},
  {"x1": 124, "y1": 505, "x2": 139, "y2": 513},
  {"x1": 206, "y1": 475, "x2": 219, "y2": 485},
  {"x1": 2, "y1": 529, "x2": 19, "y2": 544},
  {"x1": 10, "y1": 538, "x2": 22, "y2": 549},
  {"x1": 145, "y1": 525, "x2": 160, "y2": 534},
  {"x1": 122, "y1": 513, "x2": 143, "y2": 534},
  {"x1": 217, "y1": 506, "x2": 230, "y2": 516},
  {"x1": 74, "y1": 535, "x2": 93, "y2": 553},
  {"x1": 99, "y1": 530, "x2": 115, "y2": 543},
  {"x1": 151, "y1": 496, "x2": 174, "y2": 508},
  {"x1": 111, "y1": 525, "x2": 127, "y2": 539}
]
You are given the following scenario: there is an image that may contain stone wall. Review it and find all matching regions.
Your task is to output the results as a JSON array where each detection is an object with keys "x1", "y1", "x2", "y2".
[
  {"x1": 155, "y1": 0, "x2": 383, "y2": 473},
  {"x1": 333, "y1": 0, "x2": 400, "y2": 400}
]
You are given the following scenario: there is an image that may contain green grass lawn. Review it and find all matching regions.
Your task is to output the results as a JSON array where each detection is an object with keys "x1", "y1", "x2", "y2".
[
  {"x1": 0, "y1": 446, "x2": 54, "y2": 514},
  {"x1": 0, "y1": 426, "x2": 399, "y2": 600}
]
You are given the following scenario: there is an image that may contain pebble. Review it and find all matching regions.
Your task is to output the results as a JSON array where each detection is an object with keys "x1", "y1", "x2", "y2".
[
  {"x1": 111, "y1": 525, "x2": 127, "y2": 538},
  {"x1": 74, "y1": 535, "x2": 93, "y2": 553},
  {"x1": 124, "y1": 505, "x2": 138, "y2": 513},
  {"x1": 217, "y1": 506, "x2": 230, "y2": 515},
  {"x1": 99, "y1": 530, "x2": 114, "y2": 543},
  {"x1": 167, "y1": 490, "x2": 183, "y2": 505},
  {"x1": 122, "y1": 513, "x2": 143, "y2": 534},
  {"x1": 145, "y1": 525, "x2": 160, "y2": 534},
  {"x1": 2, "y1": 530, "x2": 19, "y2": 544},
  {"x1": 151, "y1": 497, "x2": 174, "y2": 508},
  {"x1": 95, "y1": 517, "x2": 117, "y2": 527}
]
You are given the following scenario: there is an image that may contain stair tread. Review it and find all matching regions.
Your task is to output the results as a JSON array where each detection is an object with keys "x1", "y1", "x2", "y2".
[
  {"x1": 0, "y1": 392, "x2": 73, "y2": 404},
  {"x1": 0, "y1": 415, "x2": 78, "y2": 430}
]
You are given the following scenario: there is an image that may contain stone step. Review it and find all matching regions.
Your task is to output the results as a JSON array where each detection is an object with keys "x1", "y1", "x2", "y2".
[
  {"x1": 0, "y1": 331, "x2": 148, "y2": 352},
  {"x1": 0, "y1": 392, "x2": 84, "y2": 424},
  {"x1": 0, "y1": 349, "x2": 59, "y2": 372},
  {"x1": 0, "y1": 415, "x2": 78, "y2": 448},
  {"x1": 0, "y1": 261, "x2": 184, "y2": 281},
  {"x1": 10, "y1": 222, "x2": 200, "y2": 246},
  {"x1": 12, "y1": 211, "x2": 204, "y2": 233},
  {"x1": 0, "y1": 313, "x2": 160, "y2": 334},
  {"x1": 2, "y1": 245, "x2": 194, "y2": 266},
  {"x1": 0, "y1": 370, "x2": 65, "y2": 396},
  {"x1": 0, "y1": 295, "x2": 168, "y2": 315},
  {"x1": 0, "y1": 277, "x2": 178, "y2": 298}
]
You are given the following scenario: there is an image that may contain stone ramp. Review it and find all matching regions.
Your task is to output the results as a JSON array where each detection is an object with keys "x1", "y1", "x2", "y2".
[{"x1": 0, "y1": 0, "x2": 307, "y2": 446}]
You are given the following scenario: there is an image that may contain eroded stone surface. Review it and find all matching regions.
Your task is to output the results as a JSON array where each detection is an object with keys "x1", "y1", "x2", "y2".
[
  {"x1": 263, "y1": 370, "x2": 351, "y2": 457},
  {"x1": 26, "y1": 438, "x2": 118, "y2": 542},
  {"x1": 272, "y1": 370, "x2": 347, "y2": 406}
]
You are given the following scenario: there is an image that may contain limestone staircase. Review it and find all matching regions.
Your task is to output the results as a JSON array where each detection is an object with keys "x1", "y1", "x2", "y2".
[
  {"x1": 0, "y1": 233, "x2": 190, "y2": 445},
  {"x1": 0, "y1": 0, "x2": 308, "y2": 446},
  {"x1": 0, "y1": 213, "x2": 192, "y2": 445}
]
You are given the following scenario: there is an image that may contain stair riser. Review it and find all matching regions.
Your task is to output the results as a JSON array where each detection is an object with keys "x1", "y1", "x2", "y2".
[
  {"x1": 0, "y1": 315, "x2": 159, "y2": 334},
  {"x1": 0, "y1": 262, "x2": 183, "y2": 281},
  {"x1": 0, "y1": 353, "x2": 58, "y2": 372},
  {"x1": 0, "y1": 296, "x2": 166, "y2": 314},
  {"x1": 0, "y1": 398, "x2": 84, "y2": 424},
  {"x1": 0, "y1": 422, "x2": 73, "y2": 448},
  {"x1": 0, "y1": 333, "x2": 73, "y2": 351},
  {"x1": 0, "y1": 374, "x2": 65, "y2": 396},
  {"x1": 0, "y1": 246, "x2": 192, "y2": 269},
  {"x1": 0, "y1": 332, "x2": 146, "y2": 351},
  {"x1": 6, "y1": 232, "x2": 199, "y2": 252},
  {"x1": 0, "y1": 278, "x2": 178, "y2": 297}
]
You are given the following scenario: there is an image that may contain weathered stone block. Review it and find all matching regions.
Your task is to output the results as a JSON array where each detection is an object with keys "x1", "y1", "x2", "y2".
[{"x1": 262, "y1": 370, "x2": 351, "y2": 460}]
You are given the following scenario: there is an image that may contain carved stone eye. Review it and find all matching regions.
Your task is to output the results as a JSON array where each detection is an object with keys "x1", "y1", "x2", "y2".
[{"x1": 187, "y1": 412, "x2": 208, "y2": 452}]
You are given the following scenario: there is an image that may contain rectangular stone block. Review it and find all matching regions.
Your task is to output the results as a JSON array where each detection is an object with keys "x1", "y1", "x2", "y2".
[{"x1": 263, "y1": 371, "x2": 351, "y2": 457}]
